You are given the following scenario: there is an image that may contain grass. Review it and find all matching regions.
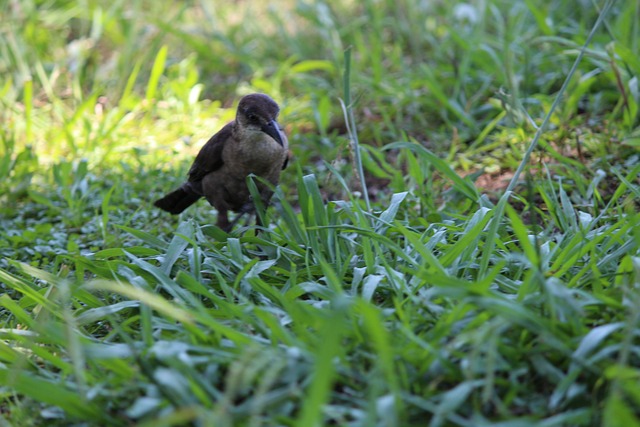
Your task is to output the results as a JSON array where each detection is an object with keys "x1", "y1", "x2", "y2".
[{"x1": 1, "y1": 0, "x2": 639, "y2": 425}]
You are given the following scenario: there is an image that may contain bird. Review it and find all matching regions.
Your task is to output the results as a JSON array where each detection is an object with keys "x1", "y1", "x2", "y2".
[{"x1": 154, "y1": 93, "x2": 289, "y2": 231}]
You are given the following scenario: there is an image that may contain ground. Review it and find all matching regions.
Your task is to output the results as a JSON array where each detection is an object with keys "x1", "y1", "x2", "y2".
[{"x1": 1, "y1": 1, "x2": 639, "y2": 426}]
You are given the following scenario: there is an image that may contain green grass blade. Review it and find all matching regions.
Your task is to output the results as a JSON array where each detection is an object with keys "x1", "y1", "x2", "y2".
[{"x1": 146, "y1": 45, "x2": 167, "y2": 102}]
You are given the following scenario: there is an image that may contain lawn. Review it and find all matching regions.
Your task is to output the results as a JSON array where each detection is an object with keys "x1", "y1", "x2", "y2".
[{"x1": 1, "y1": 0, "x2": 639, "y2": 425}]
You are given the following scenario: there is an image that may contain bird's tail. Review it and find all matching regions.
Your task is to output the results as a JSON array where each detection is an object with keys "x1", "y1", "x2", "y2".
[{"x1": 154, "y1": 186, "x2": 201, "y2": 215}]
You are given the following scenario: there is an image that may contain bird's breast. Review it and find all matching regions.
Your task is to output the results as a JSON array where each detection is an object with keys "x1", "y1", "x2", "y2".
[{"x1": 225, "y1": 131, "x2": 287, "y2": 177}]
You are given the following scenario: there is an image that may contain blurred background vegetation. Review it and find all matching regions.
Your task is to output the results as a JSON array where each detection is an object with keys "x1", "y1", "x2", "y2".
[{"x1": 1, "y1": 0, "x2": 639, "y2": 425}]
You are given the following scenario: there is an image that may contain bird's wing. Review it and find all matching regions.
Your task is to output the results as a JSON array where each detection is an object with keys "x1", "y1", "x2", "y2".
[{"x1": 187, "y1": 123, "x2": 232, "y2": 183}]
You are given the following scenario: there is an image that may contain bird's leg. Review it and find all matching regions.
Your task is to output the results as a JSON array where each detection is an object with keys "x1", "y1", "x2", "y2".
[
  {"x1": 256, "y1": 190, "x2": 275, "y2": 229},
  {"x1": 216, "y1": 209, "x2": 231, "y2": 232},
  {"x1": 240, "y1": 201, "x2": 256, "y2": 215},
  {"x1": 227, "y1": 202, "x2": 255, "y2": 230}
]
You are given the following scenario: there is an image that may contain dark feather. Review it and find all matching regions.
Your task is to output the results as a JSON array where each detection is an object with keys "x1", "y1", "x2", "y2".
[
  {"x1": 187, "y1": 123, "x2": 231, "y2": 182},
  {"x1": 154, "y1": 186, "x2": 201, "y2": 215}
]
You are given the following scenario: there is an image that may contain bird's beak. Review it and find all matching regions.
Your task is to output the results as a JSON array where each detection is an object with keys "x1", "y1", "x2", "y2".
[{"x1": 261, "y1": 120, "x2": 284, "y2": 147}]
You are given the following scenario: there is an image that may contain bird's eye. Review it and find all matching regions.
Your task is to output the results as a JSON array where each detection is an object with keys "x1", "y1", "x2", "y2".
[{"x1": 247, "y1": 113, "x2": 258, "y2": 121}]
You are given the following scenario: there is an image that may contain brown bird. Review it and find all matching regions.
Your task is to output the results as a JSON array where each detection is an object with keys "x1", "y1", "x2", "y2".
[{"x1": 154, "y1": 93, "x2": 289, "y2": 231}]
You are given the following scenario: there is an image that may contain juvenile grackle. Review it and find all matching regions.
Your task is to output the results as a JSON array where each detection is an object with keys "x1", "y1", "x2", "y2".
[{"x1": 154, "y1": 93, "x2": 289, "y2": 231}]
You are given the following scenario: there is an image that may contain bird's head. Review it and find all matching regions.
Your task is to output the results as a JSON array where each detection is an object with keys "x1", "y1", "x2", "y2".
[{"x1": 236, "y1": 93, "x2": 284, "y2": 147}]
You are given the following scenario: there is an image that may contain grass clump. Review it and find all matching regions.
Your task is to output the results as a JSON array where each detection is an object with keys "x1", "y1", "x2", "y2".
[{"x1": 1, "y1": 0, "x2": 639, "y2": 426}]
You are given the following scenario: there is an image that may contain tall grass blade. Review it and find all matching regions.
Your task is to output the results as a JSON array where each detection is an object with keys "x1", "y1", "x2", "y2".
[{"x1": 479, "y1": 0, "x2": 617, "y2": 277}]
